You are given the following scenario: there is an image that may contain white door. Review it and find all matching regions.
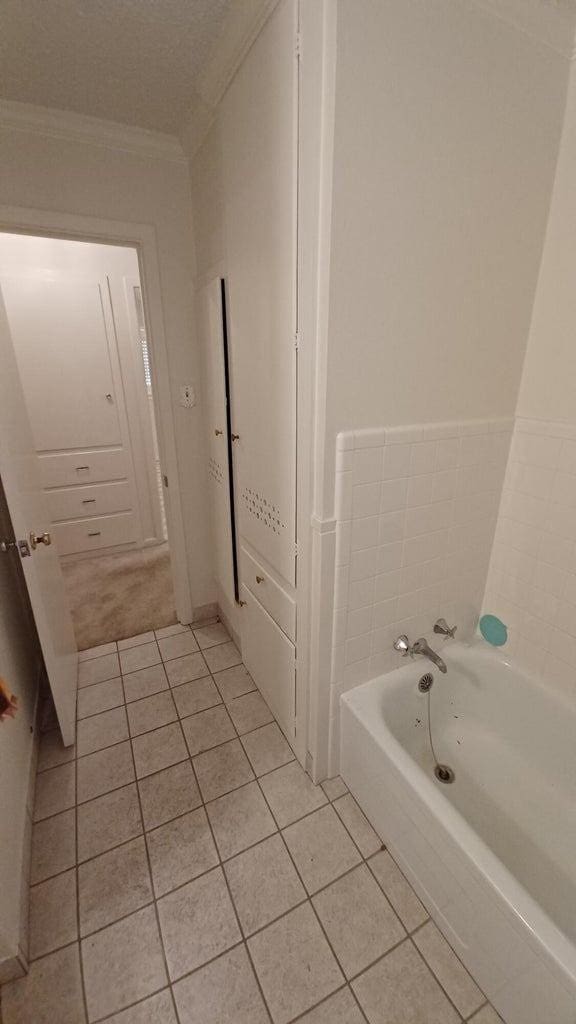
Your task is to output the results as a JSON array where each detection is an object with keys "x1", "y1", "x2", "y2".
[
  {"x1": 198, "y1": 278, "x2": 236, "y2": 609},
  {"x1": 0, "y1": 290, "x2": 77, "y2": 745},
  {"x1": 221, "y1": 0, "x2": 298, "y2": 589}
]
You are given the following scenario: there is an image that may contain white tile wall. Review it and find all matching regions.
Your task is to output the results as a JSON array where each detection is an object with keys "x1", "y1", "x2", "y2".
[
  {"x1": 328, "y1": 417, "x2": 512, "y2": 771},
  {"x1": 483, "y1": 417, "x2": 576, "y2": 701}
]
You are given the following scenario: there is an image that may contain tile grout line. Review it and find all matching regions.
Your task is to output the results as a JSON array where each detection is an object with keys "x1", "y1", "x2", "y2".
[
  {"x1": 118, "y1": 669, "x2": 184, "y2": 1024},
  {"x1": 33, "y1": 626, "x2": 495, "y2": 1024},
  {"x1": 73, "y1": 713, "x2": 90, "y2": 1024}
]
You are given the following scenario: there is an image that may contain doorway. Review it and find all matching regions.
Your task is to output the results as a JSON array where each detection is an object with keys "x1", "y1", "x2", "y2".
[{"x1": 0, "y1": 232, "x2": 177, "y2": 648}]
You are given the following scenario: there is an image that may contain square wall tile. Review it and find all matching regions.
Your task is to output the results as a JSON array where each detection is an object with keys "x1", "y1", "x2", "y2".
[
  {"x1": 82, "y1": 905, "x2": 167, "y2": 1021},
  {"x1": 158, "y1": 867, "x2": 241, "y2": 980},
  {"x1": 248, "y1": 903, "x2": 343, "y2": 1024}
]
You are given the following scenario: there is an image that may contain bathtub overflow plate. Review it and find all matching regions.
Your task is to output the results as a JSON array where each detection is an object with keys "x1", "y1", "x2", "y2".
[{"x1": 418, "y1": 672, "x2": 434, "y2": 693}]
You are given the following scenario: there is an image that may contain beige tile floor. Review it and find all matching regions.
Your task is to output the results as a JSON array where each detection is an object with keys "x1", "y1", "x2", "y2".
[{"x1": 2, "y1": 621, "x2": 505, "y2": 1024}]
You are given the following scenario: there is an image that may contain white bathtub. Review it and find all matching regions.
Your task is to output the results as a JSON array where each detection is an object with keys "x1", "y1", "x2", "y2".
[{"x1": 340, "y1": 641, "x2": 576, "y2": 1024}]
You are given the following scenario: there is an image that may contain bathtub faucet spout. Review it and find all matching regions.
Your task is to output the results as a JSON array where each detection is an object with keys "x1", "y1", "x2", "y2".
[{"x1": 412, "y1": 638, "x2": 447, "y2": 674}]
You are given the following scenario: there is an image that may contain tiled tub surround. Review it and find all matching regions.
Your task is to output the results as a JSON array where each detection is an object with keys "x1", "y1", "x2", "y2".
[
  {"x1": 1, "y1": 622, "x2": 504, "y2": 1024},
  {"x1": 483, "y1": 416, "x2": 576, "y2": 699},
  {"x1": 329, "y1": 418, "x2": 512, "y2": 770}
]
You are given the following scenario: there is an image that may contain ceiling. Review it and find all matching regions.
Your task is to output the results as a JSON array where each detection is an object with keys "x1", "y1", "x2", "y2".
[{"x1": 0, "y1": 0, "x2": 233, "y2": 134}]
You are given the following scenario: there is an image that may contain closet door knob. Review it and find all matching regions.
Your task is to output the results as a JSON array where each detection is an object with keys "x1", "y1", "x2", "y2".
[
  {"x1": 256, "y1": 575, "x2": 265, "y2": 584},
  {"x1": 214, "y1": 429, "x2": 223, "y2": 436},
  {"x1": 231, "y1": 434, "x2": 240, "y2": 442},
  {"x1": 29, "y1": 531, "x2": 51, "y2": 550}
]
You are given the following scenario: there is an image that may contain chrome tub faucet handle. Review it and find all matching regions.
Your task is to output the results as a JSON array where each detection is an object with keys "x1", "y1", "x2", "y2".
[{"x1": 434, "y1": 617, "x2": 457, "y2": 639}]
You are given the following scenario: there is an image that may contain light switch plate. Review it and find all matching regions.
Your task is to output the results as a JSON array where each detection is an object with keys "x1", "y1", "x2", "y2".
[{"x1": 179, "y1": 384, "x2": 196, "y2": 408}]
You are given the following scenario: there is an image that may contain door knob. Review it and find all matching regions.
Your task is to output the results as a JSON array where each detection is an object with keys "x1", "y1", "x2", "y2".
[
  {"x1": 231, "y1": 434, "x2": 240, "y2": 442},
  {"x1": 0, "y1": 539, "x2": 16, "y2": 553},
  {"x1": 214, "y1": 429, "x2": 223, "y2": 436},
  {"x1": 256, "y1": 575, "x2": 265, "y2": 584},
  {"x1": 29, "y1": 531, "x2": 51, "y2": 550}
]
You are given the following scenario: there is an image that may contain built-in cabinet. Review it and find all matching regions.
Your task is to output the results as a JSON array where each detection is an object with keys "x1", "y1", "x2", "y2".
[
  {"x1": 0, "y1": 240, "x2": 165, "y2": 559},
  {"x1": 198, "y1": 0, "x2": 299, "y2": 743}
]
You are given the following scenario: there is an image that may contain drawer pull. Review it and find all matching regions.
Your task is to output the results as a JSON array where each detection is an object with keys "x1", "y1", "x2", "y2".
[
  {"x1": 256, "y1": 575, "x2": 265, "y2": 584},
  {"x1": 82, "y1": 499, "x2": 96, "y2": 504},
  {"x1": 88, "y1": 531, "x2": 101, "y2": 537},
  {"x1": 76, "y1": 465, "x2": 90, "y2": 472}
]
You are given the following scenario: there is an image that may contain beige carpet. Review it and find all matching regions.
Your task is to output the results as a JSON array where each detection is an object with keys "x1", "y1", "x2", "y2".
[{"x1": 62, "y1": 543, "x2": 177, "y2": 650}]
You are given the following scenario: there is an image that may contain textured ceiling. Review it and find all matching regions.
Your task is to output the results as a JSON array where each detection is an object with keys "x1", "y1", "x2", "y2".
[{"x1": 0, "y1": 0, "x2": 233, "y2": 134}]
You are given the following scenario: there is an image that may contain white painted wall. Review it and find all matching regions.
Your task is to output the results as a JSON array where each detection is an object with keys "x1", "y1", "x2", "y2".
[
  {"x1": 320, "y1": 0, "x2": 569, "y2": 517},
  {"x1": 517, "y1": 63, "x2": 576, "y2": 425},
  {"x1": 0, "y1": 478, "x2": 42, "y2": 971},
  {"x1": 481, "y1": 62, "x2": 576, "y2": 703},
  {"x1": 0, "y1": 124, "x2": 215, "y2": 615}
]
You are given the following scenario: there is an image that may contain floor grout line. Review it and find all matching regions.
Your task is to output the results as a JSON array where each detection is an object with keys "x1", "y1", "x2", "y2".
[{"x1": 24, "y1": 625, "x2": 497, "y2": 1024}]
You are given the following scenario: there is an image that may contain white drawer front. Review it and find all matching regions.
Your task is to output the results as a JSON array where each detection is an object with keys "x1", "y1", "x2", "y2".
[
  {"x1": 240, "y1": 546, "x2": 296, "y2": 642},
  {"x1": 39, "y1": 449, "x2": 128, "y2": 489},
  {"x1": 47, "y1": 482, "x2": 132, "y2": 523},
  {"x1": 240, "y1": 584, "x2": 295, "y2": 741},
  {"x1": 53, "y1": 512, "x2": 137, "y2": 555}
]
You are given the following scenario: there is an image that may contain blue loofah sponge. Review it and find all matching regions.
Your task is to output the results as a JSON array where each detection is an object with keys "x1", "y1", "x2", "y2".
[{"x1": 479, "y1": 614, "x2": 507, "y2": 646}]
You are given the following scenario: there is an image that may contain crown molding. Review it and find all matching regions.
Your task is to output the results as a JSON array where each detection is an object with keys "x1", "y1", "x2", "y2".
[
  {"x1": 0, "y1": 99, "x2": 187, "y2": 163},
  {"x1": 181, "y1": 0, "x2": 281, "y2": 160},
  {"x1": 470, "y1": 0, "x2": 576, "y2": 59}
]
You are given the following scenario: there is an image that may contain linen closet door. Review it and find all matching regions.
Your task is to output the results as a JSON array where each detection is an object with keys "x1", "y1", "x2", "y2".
[
  {"x1": 198, "y1": 277, "x2": 237, "y2": 612},
  {"x1": 222, "y1": 0, "x2": 298, "y2": 738}
]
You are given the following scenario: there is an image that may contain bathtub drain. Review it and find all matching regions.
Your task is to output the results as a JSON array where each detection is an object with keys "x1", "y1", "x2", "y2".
[{"x1": 434, "y1": 764, "x2": 455, "y2": 784}]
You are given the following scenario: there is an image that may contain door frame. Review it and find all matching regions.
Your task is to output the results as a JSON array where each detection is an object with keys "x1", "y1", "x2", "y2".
[{"x1": 0, "y1": 204, "x2": 193, "y2": 625}]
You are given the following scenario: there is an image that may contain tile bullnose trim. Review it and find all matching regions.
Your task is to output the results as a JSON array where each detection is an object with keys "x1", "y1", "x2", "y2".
[{"x1": 340, "y1": 417, "x2": 514, "y2": 451}]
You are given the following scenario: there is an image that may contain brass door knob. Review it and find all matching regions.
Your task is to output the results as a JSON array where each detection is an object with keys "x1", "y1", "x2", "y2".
[{"x1": 29, "y1": 531, "x2": 51, "y2": 550}]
